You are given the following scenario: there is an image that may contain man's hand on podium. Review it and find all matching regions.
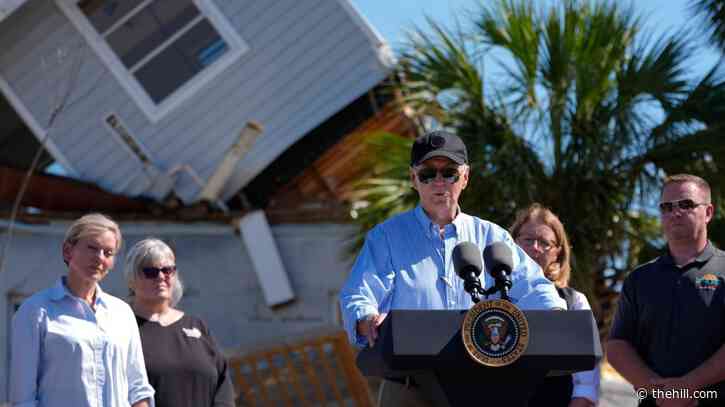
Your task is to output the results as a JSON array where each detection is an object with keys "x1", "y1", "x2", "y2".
[{"x1": 356, "y1": 313, "x2": 387, "y2": 347}]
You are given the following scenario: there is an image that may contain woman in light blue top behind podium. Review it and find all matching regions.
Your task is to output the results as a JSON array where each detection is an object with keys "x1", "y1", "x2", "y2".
[
  {"x1": 510, "y1": 203, "x2": 600, "y2": 407},
  {"x1": 10, "y1": 213, "x2": 154, "y2": 407}
]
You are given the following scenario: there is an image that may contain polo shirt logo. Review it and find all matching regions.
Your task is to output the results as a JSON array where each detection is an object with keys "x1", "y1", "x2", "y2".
[
  {"x1": 695, "y1": 274, "x2": 721, "y2": 291},
  {"x1": 182, "y1": 327, "x2": 202, "y2": 338}
]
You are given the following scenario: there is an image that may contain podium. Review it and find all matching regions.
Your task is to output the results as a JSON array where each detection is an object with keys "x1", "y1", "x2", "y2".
[{"x1": 357, "y1": 309, "x2": 602, "y2": 406}]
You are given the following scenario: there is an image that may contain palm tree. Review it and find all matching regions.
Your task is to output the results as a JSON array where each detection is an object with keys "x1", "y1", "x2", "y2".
[
  {"x1": 352, "y1": 0, "x2": 725, "y2": 334},
  {"x1": 689, "y1": 0, "x2": 725, "y2": 247},
  {"x1": 691, "y1": 0, "x2": 725, "y2": 51}
]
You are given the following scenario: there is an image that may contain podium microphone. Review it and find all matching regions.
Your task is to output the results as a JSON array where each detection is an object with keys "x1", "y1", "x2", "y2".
[
  {"x1": 452, "y1": 241, "x2": 484, "y2": 303},
  {"x1": 483, "y1": 242, "x2": 513, "y2": 301}
]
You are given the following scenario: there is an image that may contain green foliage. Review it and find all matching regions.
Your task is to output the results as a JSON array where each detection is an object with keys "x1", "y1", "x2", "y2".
[{"x1": 346, "y1": 132, "x2": 418, "y2": 254}]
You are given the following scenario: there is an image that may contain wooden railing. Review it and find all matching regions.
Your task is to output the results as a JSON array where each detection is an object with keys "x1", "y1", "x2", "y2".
[{"x1": 228, "y1": 331, "x2": 373, "y2": 406}]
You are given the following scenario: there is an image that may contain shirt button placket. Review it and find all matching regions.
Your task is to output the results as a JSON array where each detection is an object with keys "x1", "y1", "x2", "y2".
[
  {"x1": 671, "y1": 274, "x2": 685, "y2": 346},
  {"x1": 94, "y1": 305, "x2": 105, "y2": 406},
  {"x1": 443, "y1": 227, "x2": 456, "y2": 309},
  {"x1": 431, "y1": 228, "x2": 450, "y2": 308}
]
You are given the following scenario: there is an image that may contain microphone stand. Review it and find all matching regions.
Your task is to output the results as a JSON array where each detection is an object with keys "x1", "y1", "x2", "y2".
[
  {"x1": 464, "y1": 273, "x2": 513, "y2": 303},
  {"x1": 464, "y1": 280, "x2": 484, "y2": 304},
  {"x1": 480, "y1": 274, "x2": 513, "y2": 302}
]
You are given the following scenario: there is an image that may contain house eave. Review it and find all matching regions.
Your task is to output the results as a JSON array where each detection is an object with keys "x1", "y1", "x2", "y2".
[{"x1": 0, "y1": 0, "x2": 29, "y2": 23}]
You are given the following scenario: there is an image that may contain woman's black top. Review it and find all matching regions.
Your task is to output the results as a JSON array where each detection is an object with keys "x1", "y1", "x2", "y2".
[{"x1": 136, "y1": 314, "x2": 235, "y2": 407}]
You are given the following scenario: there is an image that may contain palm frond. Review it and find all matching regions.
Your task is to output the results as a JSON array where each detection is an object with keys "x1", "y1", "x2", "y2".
[{"x1": 690, "y1": 0, "x2": 725, "y2": 51}]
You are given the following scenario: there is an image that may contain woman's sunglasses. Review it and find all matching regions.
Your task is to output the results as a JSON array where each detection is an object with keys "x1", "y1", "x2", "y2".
[
  {"x1": 416, "y1": 167, "x2": 461, "y2": 184},
  {"x1": 140, "y1": 265, "x2": 176, "y2": 279}
]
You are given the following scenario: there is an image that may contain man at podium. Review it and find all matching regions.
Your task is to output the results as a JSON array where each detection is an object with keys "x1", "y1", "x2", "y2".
[{"x1": 339, "y1": 130, "x2": 565, "y2": 406}]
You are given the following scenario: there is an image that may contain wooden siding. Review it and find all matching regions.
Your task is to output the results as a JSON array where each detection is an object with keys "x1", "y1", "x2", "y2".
[{"x1": 0, "y1": 0, "x2": 392, "y2": 203}]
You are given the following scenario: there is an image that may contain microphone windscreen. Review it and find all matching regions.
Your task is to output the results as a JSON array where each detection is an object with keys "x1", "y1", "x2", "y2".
[
  {"x1": 452, "y1": 241, "x2": 482, "y2": 279},
  {"x1": 483, "y1": 242, "x2": 513, "y2": 276}
]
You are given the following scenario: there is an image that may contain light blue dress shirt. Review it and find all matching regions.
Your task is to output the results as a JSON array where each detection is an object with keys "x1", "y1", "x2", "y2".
[
  {"x1": 340, "y1": 206, "x2": 566, "y2": 347},
  {"x1": 10, "y1": 277, "x2": 155, "y2": 407}
]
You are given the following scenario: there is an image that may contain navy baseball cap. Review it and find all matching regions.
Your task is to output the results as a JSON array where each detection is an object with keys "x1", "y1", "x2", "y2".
[{"x1": 410, "y1": 130, "x2": 468, "y2": 166}]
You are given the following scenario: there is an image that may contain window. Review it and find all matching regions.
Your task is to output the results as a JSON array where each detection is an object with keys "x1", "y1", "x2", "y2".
[{"x1": 59, "y1": 0, "x2": 248, "y2": 121}]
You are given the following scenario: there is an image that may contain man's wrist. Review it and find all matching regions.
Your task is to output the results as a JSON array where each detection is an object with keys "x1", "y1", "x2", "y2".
[
  {"x1": 356, "y1": 313, "x2": 375, "y2": 324},
  {"x1": 354, "y1": 308, "x2": 377, "y2": 324},
  {"x1": 355, "y1": 313, "x2": 376, "y2": 335}
]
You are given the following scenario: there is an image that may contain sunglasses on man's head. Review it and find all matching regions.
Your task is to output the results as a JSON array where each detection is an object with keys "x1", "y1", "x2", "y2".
[
  {"x1": 140, "y1": 266, "x2": 176, "y2": 279},
  {"x1": 658, "y1": 198, "x2": 707, "y2": 213},
  {"x1": 416, "y1": 167, "x2": 461, "y2": 184}
]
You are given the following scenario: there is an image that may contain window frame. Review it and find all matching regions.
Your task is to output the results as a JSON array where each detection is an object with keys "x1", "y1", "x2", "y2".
[
  {"x1": 102, "y1": 112, "x2": 154, "y2": 166},
  {"x1": 57, "y1": 0, "x2": 248, "y2": 122}
]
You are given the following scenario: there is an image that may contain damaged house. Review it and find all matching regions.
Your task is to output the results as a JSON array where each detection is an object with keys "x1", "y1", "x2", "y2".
[{"x1": 0, "y1": 0, "x2": 416, "y2": 404}]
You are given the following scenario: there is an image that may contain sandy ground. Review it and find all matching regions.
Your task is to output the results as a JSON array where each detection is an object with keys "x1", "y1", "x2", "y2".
[
  {"x1": 599, "y1": 361, "x2": 639, "y2": 407},
  {"x1": 600, "y1": 376, "x2": 638, "y2": 407}
]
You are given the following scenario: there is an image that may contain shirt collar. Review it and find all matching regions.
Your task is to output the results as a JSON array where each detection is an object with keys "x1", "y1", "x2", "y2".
[
  {"x1": 51, "y1": 276, "x2": 107, "y2": 306},
  {"x1": 414, "y1": 204, "x2": 463, "y2": 237},
  {"x1": 661, "y1": 241, "x2": 715, "y2": 266},
  {"x1": 48, "y1": 277, "x2": 68, "y2": 301}
]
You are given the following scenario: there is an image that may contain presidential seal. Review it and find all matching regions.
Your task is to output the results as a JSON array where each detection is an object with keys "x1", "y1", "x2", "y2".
[{"x1": 461, "y1": 299, "x2": 529, "y2": 367}]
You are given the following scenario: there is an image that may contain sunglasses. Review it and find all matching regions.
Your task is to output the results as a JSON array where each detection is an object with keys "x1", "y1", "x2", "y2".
[
  {"x1": 416, "y1": 167, "x2": 461, "y2": 184},
  {"x1": 658, "y1": 199, "x2": 708, "y2": 213},
  {"x1": 140, "y1": 265, "x2": 176, "y2": 279}
]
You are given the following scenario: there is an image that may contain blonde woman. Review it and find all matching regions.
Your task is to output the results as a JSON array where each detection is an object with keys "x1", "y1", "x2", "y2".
[
  {"x1": 124, "y1": 238, "x2": 234, "y2": 407},
  {"x1": 511, "y1": 204, "x2": 600, "y2": 407},
  {"x1": 10, "y1": 213, "x2": 154, "y2": 407}
]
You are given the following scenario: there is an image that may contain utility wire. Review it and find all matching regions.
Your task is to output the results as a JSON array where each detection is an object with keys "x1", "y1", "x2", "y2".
[{"x1": 0, "y1": 44, "x2": 83, "y2": 275}]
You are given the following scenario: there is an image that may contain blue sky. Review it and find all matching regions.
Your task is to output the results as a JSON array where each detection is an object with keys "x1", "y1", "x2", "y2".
[{"x1": 351, "y1": 0, "x2": 721, "y2": 79}]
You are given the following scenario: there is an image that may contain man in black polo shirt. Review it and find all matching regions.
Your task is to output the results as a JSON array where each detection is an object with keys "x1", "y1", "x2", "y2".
[{"x1": 608, "y1": 174, "x2": 725, "y2": 407}]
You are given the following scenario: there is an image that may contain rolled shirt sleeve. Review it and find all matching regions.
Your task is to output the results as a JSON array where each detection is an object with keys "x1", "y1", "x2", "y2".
[
  {"x1": 10, "y1": 299, "x2": 45, "y2": 407},
  {"x1": 212, "y1": 358, "x2": 236, "y2": 407},
  {"x1": 202, "y1": 320, "x2": 236, "y2": 407},
  {"x1": 339, "y1": 227, "x2": 395, "y2": 347},
  {"x1": 608, "y1": 272, "x2": 638, "y2": 342},
  {"x1": 572, "y1": 366, "x2": 601, "y2": 403},
  {"x1": 126, "y1": 311, "x2": 155, "y2": 406},
  {"x1": 569, "y1": 291, "x2": 600, "y2": 403}
]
